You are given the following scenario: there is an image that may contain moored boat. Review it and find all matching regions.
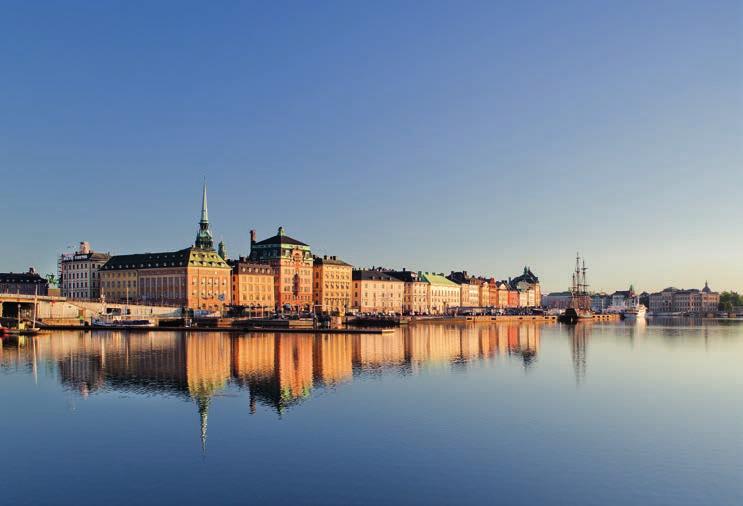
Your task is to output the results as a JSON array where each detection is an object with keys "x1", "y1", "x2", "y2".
[
  {"x1": 622, "y1": 303, "x2": 647, "y2": 320},
  {"x1": 558, "y1": 253, "x2": 594, "y2": 324},
  {"x1": 93, "y1": 315, "x2": 155, "y2": 328}
]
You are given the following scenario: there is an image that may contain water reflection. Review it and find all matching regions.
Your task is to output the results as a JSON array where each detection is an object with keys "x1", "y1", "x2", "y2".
[
  {"x1": 0, "y1": 323, "x2": 543, "y2": 416},
  {"x1": 3, "y1": 319, "x2": 738, "y2": 450},
  {"x1": 3, "y1": 320, "x2": 742, "y2": 506}
]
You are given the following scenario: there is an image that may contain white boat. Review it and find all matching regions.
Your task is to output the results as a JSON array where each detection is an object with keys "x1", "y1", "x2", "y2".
[
  {"x1": 93, "y1": 314, "x2": 155, "y2": 327},
  {"x1": 623, "y1": 303, "x2": 647, "y2": 320}
]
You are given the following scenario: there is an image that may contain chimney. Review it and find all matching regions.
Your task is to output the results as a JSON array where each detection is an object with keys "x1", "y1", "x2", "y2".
[{"x1": 250, "y1": 229, "x2": 256, "y2": 245}]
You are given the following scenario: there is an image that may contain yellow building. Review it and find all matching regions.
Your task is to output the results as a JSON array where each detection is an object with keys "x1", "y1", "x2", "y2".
[
  {"x1": 387, "y1": 270, "x2": 429, "y2": 314},
  {"x1": 351, "y1": 269, "x2": 404, "y2": 313},
  {"x1": 419, "y1": 272, "x2": 460, "y2": 314},
  {"x1": 312, "y1": 255, "x2": 353, "y2": 314},
  {"x1": 229, "y1": 259, "x2": 275, "y2": 313}
]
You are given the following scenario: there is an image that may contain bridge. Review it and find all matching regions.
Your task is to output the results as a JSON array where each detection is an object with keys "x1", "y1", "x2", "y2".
[{"x1": 0, "y1": 294, "x2": 182, "y2": 326}]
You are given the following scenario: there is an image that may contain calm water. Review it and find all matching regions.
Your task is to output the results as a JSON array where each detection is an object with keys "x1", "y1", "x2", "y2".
[{"x1": 2, "y1": 320, "x2": 742, "y2": 505}]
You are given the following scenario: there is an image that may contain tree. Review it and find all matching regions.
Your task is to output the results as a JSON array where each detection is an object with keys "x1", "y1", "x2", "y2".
[{"x1": 718, "y1": 291, "x2": 743, "y2": 311}]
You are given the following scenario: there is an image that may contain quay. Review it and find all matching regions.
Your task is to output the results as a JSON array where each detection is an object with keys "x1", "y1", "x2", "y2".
[
  {"x1": 38, "y1": 324, "x2": 396, "y2": 335},
  {"x1": 413, "y1": 315, "x2": 558, "y2": 324}
]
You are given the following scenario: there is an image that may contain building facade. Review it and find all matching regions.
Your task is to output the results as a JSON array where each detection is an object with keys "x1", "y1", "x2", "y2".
[
  {"x1": 447, "y1": 271, "x2": 481, "y2": 307},
  {"x1": 419, "y1": 272, "x2": 460, "y2": 314},
  {"x1": 496, "y1": 281, "x2": 510, "y2": 308},
  {"x1": 312, "y1": 255, "x2": 353, "y2": 314},
  {"x1": 351, "y1": 269, "x2": 404, "y2": 313},
  {"x1": 100, "y1": 184, "x2": 232, "y2": 311},
  {"x1": 509, "y1": 267, "x2": 542, "y2": 307},
  {"x1": 249, "y1": 227, "x2": 313, "y2": 311},
  {"x1": 387, "y1": 270, "x2": 429, "y2": 314},
  {"x1": 59, "y1": 242, "x2": 110, "y2": 300},
  {"x1": 0, "y1": 268, "x2": 48, "y2": 296},
  {"x1": 476, "y1": 279, "x2": 490, "y2": 307},
  {"x1": 542, "y1": 291, "x2": 572, "y2": 309},
  {"x1": 648, "y1": 282, "x2": 719, "y2": 314},
  {"x1": 229, "y1": 259, "x2": 275, "y2": 312}
]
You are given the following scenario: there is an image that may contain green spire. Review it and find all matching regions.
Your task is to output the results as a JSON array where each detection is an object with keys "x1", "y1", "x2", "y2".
[{"x1": 195, "y1": 182, "x2": 214, "y2": 250}]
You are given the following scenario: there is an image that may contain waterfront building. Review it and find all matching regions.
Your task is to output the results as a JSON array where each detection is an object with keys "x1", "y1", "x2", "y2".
[
  {"x1": 648, "y1": 282, "x2": 719, "y2": 314},
  {"x1": 100, "y1": 184, "x2": 232, "y2": 311},
  {"x1": 59, "y1": 242, "x2": 110, "y2": 300},
  {"x1": 486, "y1": 279, "x2": 499, "y2": 308},
  {"x1": 542, "y1": 291, "x2": 572, "y2": 309},
  {"x1": 418, "y1": 272, "x2": 460, "y2": 314},
  {"x1": 509, "y1": 267, "x2": 542, "y2": 307},
  {"x1": 387, "y1": 269, "x2": 429, "y2": 314},
  {"x1": 0, "y1": 268, "x2": 48, "y2": 296},
  {"x1": 611, "y1": 286, "x2": 635, "y2": 308},
  {"x1": 351, "y1": 269, "x2": 404, "y2": 313},
  {"x1": 229, "y1": 259, "x2": 275, "y2": 312},
  {"x1": 248, "y1": 227, "x2": 313, "y2": 312},
  {"x1": 507, "y1": 287, "x2": 520, "y2": 308},
  {"x1": 496, "y1": 281, "x2": 510, "y2": 307},
  {"x1": 312, "y1": 255, "x2": 353, "y2": 314},
  {"x1": 476, "y1": 278, "x2": 490, "y2": 307},
  {"x1": 591, "y1": 292, "x2": 612, "y2": 312},
  {"x1": 447, "y1": 271, "x2": 481, "y2": 307}
]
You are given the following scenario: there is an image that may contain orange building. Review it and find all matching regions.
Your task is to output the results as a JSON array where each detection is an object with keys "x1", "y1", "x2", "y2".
[
  {"x1": 100, "y1": 184, "x2": 231, "y2": 311},
  {"x1": 249, "y1": 227, "x2": 313, "y2": 312},
  {"x1": 229, "y1": 259, "x2": 275, "y2": 313},
  {"x1": 312, "y1": 255, "x2": 353, "y2": 314}
]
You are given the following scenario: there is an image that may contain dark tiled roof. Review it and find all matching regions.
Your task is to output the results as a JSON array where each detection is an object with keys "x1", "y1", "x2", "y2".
[
  {"x1": 386, "y1": 270, "x2": 420, "y2": 283},
  {"x1": 447, "y1": 271, "x2": 480, "y2": 285},
  {"x1": 0, "y1": 271, "x2": 47, "y2": 284},
  {"x1": 101, "y1": 247, "x2": 229, "y2": 270},
  {"x1": 101, "y1": 248, "x2": 192, "y2": 270},
  {"x1": 352, "y1": 270, "x2": 403, "y2": 282},
  {"x1": 228, "y1": 259, "x2": 275, "y2": 275},
  {"x1": 509, "y1": 267, "x2": 540, "y2": 289},
  {"x1": 62, "y1": 252, "x2": 111, "y2": 262},
  {"x1": 254, "y1": 233, "x2": 308, "y2": 247},
  {"x1": 313, "y1": 255, "x2": 351, "y2": 267}
]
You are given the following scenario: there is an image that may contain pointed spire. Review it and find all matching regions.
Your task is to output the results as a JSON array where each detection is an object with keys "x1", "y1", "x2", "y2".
[
  {"x1": 200, "y1": 180, "x2": 209, "y2": 224},
  {"x1": 195, "y1": 181, "x2": 214, "y2": 250}
]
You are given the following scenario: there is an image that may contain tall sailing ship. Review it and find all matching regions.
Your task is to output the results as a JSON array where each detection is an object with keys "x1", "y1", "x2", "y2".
[{"x1": 558, "y1": 253, "x2": 594, "y2": 324}]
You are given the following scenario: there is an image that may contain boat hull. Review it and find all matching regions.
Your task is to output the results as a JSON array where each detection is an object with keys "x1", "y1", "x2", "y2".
[{"x1": 558, "y1": 308, "x2": 594, "y2": 324}]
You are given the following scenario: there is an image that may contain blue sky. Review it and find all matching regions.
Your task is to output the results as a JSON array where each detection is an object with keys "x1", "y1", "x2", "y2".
[{"x1": 1, "y1": 1, "x2": 741, "y2": 293}]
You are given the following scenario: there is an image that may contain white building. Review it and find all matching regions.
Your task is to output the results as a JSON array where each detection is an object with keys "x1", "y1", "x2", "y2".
[{"x1": 59, "y1": 241, "x2": 111, "y2": 300}]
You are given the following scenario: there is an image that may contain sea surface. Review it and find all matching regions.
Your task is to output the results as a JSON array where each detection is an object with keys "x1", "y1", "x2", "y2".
[{"x1": 1, "y1": 320, "x2": 742, "y2": 506}]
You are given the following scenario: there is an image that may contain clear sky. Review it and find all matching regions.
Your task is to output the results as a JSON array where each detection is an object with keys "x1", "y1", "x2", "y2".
[{"x1": 1, "y1": 1, "x2": 741, "y2": 293}]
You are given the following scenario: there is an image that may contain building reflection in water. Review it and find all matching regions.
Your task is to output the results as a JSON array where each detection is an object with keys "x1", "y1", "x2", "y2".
[{"x1": 0, "y1": 323, "x2": 543, "y2": 447}]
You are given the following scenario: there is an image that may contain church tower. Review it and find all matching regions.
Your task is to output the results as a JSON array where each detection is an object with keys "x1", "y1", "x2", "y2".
[{"x1": 195, "y1": 182, "x2": 214, "y2": 250}]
